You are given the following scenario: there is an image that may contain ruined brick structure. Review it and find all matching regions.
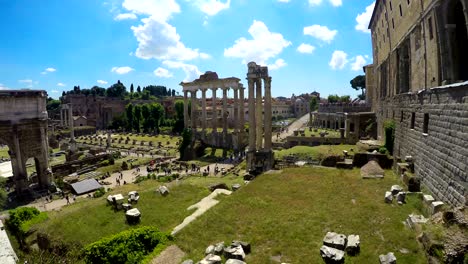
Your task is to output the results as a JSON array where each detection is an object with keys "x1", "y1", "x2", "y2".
[{"x1": 366, "y1": 0, "x2": 468, "y2": 206}]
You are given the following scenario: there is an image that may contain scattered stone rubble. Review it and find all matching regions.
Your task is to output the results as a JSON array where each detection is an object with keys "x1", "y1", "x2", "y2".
[
  {"x1": 185, "y1": 240, "x2": 251, "y2": 264},
  {"x1": 379, "y1": 252, "x2": 397, "y2": 264},
  {"x1": 361, "y1": 160, "x2": 385, "y2": 179},
  {"x1": 320, "y1": 232, "x2": 360, "y2": 263},
  {"x1": 158, "y1": 185, "x2": 169, "y2": 196}
]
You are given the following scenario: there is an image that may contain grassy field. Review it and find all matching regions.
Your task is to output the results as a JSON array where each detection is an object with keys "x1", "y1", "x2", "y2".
[
  {"x1": 0, "y1": 146, "x2": 8, "y2": 158},
  {"x1": 176, "y1": 167, "x2": 426, "y2": 263},
  {"x1": 304, "y1": 128, "x2": 341, "y2": 138},
  {"x1": 275, "y1": 145, "x2": 357, "y2": 160}
]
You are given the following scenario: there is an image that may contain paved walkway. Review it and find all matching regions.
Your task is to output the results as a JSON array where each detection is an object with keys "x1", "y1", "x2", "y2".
[{"x1": 273, "y1": 113, "x2": 310, "y2": 142}]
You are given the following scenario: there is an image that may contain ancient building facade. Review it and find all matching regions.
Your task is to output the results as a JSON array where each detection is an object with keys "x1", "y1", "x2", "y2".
[{"x1": 367, "y1": 0, "x2": 468, "y2": 206}]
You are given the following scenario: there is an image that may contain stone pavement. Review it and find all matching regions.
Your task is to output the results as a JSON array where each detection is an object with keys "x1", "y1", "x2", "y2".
[{"x1": 273, "y1": 113, "x2": 310, "y2": 142}]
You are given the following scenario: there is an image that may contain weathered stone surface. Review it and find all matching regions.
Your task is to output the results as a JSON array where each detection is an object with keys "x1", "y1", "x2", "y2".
[
  {"x1": 431, "y1": 201, "x2": 445, "y2": 215},
  {"x1": 198, "y1": 254, "x2": 221, "y2": 264},
  {"x1": 391, "y1": 185, "x2": 403, "y2": 195},
  {"x1": 396, "y1": 192, "x2": 406, "y2": 204},
  {"x1": 232, "y1": 184, "x2": 241, "y2": 191},
  {"x1": 385, "y1": 191, "x2": 393, "y2": 203},
  {"x1": 320, "y1": 245, "x2": 345, "y2": 263},
  {"x1": 181, "y1": 260, "x2": 194, "y2": 264},
  {"x1": 208, "y1": 183, "x2": 229, "y2": 192},
  {"x1": 345, "y1": 235, "x2": 360, "y2": 255},
  {"x1": 205, "y1": 245, "x2": 215, "y2": 256},
  {"x1": 158, "y1": 185, "x2": 169, "y2": 196},
  {"x1": 406, "y1": 214, "x2": 428, "y2": 229},
  {"x1": 223, "y1": 245, "x2": 245, "y2": 260},
  {"x1": 379, "y1": 252, "x2": 397, "y2": 264},
  {"x1": 423, "y1": 194, "x2": 435, "y2": 205},
  {"x1": 231, "y1": 240, "x2": 251, "y2": 255},
  {"x1": 361, "y1": 160, "x2": 385, "y2": 179},
  {"x1": 407, "y1": 177, "x2": 421, "y2": 192},
  {"x1": 225, "y1": 259, "x2": 246, "y2": 264},
  {"x1": 323, "y1": 232, "x2": 347, "y2": 250},
  {"x1": 213, "y1": 242, "x2": 224, "y2": 255}
]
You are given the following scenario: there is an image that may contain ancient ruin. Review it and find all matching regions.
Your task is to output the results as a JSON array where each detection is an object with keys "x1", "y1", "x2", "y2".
[{"x1": 0, "y1": 90, "x2": 51, "y2": 192}]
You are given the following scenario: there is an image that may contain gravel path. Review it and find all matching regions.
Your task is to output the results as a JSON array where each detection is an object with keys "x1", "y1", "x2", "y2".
[
  {"x1": 171, "y1": 189, "x2": 232, "y2": 235},
  {"x1": 150, "y1": 245, "x2": 186, "y2": 264},
  {"x1": 273, "y1": 113, "x2": 310, "y2": 142}
]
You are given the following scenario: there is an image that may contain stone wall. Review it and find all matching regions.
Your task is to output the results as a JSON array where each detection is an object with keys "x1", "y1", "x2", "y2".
[{"x1": 376, "y1": 83, "x2": 468, "y2": 206}]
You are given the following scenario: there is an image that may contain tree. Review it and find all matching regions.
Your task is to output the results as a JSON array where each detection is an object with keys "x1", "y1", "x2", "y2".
[
  {"x1": 130, "y1": 83, "x2": 134, "y2": 94},
  {"x1": 125, "y1": 104, "x2": 134, "y2": 131},
  {"x1": 309, "y1": 96, "x2": 318, "y2": 112},
  {"x1": 171, "y1": 89, "x2": 176, "y2": 97},
  {"x1": 137, "y1": 85, "x2": 141, "y2": 93},
  {"x1": 107, "y1": 80, "x2": 127, "y2": 98},
  {"x1": 350, "y1": 75, "x2": 366, "y2": 100},
  {"x1": 46, "y1": 97, "x2": 61, "y2": 111},
  {"x1": 133, "y1": 104, "x2": 142, "y2": 132},
  {"x1": 141, "y1": 104, "x2": 151, "y2": 132},
  {"x1": 327, "y1": 94, "x2": 340, "y2": 103},
  {"x1": 173, "y1": 100, "x2": 185, "y2": 133},
  {"x1": 340, "y1": 95, "x2": 351, "y2": 103},
  {"x1": 151, "y1": 103, "x2": 165, "y2": 133}
]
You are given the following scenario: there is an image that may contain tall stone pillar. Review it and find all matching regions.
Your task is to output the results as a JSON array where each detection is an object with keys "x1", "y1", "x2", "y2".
[
  {"x1": 233, "y1": 87, "x2": 239, "y2": 133},
  {"x1": 60, "y1": 109, "x2": 64, "y2": 126},
  {"x1": 38, "y1": 125, "x2": 51, "y2": 187},
  {"x1": 239, "y1": 84, "x2": 245, "y2": 133},
  {"x1": 212, "y1": 88, "x2": 217, "y2": 133},
  {"x1": 183, "y1": 90, "x2": 189, "y2": 129},
  {"x1": 201, "y1": 88, "x2": 207, "y2": 131},
  {"x1": 68, "y1": 104, "x2": 75, "y2": 141},
  {"x1": 264, "y1": 77, "x2": 272, "y2": 150},
  {"x1": 255, "y1": 79, "x2": 263, "y2": 150},
  {"x1": 191, "y1": 90, "x2": 197, "y2": 129},
  {"x1": 247, "y1": 79, "x2": 256, "y2": 151},
  {"x1": 11, "y1": 129, "x2": 27, "y2": 192},
  {"x1": 222, "y1": 87, "x2": 228, "y2": 134}
]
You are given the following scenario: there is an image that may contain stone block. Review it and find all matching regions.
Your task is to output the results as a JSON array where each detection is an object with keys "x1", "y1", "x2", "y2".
[
  {"x1": 223, "y1": 245, "x2": 245, "y2": 260},
  {"x1": 431, "y1": 201, "x2": 445, "y2": 215},
  {"x1": 225, "y1": 260, "x2": 246, "y2": 264},
  {"x1": 385, "y1": 192, "x2": 393, "y2": 203},
  {"x1": 323, "y1": 232, "x2": 347, "y2": 250},
  {"x1": 231, "y1": 240, "x2": 251, "y2": 255},
  {"x1": 423, "y1": 194, "x2": 435, "y2": 205},
  {"x1": 379, "y1": 252, "x2": 396, "y2": 264},
  {"x1": 199, "y1": 254, "x2": 221, "y2": 264},
  {"x1": 205, "y1": 245, "x2": 215, "y2": 255},
  {"x1": 232, "y1": 184, "x2": 241, "y2": 191},
  {"x1": 396, "y1": 192, "x2": 406, "y2": 204},
  {"x1": 181, "y1": 260, "x2": 194, "y2": 264},
  {"x1": 345, "y1": 235, "x2": 360, "y2": 255},
  {"x1": 406, "y1": 214, "x2": 428, "y2": 230},
  {"x1": 391, "y1": 185, "x2": 403, "y2": 195},
  {"x1": 320, "y1": 245, "x2": 345, "y2": 263},
  {"x1": 213, "y1": 242, "x2": 224, "y2": 255}
]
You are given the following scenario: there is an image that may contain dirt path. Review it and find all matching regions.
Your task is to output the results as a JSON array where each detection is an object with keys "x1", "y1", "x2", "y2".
[
  {"x1": 151, "y1": 245, "x2": 186, "y2": 264},
  {"x1": 171, "y1": 189, "x2": 232, "y2": 235},
  {"x1": 273, "y1": 113, "x2": 310, "y2": 142}
]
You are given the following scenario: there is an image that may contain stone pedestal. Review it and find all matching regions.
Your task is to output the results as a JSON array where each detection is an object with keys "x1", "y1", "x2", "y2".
[{"x1": 246, "y1": 150, "x2": 274, "y2": 175}]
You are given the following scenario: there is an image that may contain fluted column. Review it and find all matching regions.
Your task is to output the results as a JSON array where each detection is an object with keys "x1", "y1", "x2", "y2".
[
  {"x1": 239, "y1": 84, "x2": 245, "y2": 133},
  {"x1": 255, "y1": 79, "x2": 263, "y2": 150},
  {"x1": 60, "y1": 109, "x2": 64, "y2": 126},
  {"x1": 264, "y1": 77, "x2": 272, "y2": 150},
  {"x1": 247, "y1": 79, "x2": 256, "y2": 151},
  {"x1": 222, "y1": 87, "x2": 228, "y2": 134},
  {"x1": 191, "y1": 90, "x2": 197, "y2": 129},
  {"x1": 211, "y1": 88, "x2": 217, "y2": 133},
  {"x1": 201, "y1": 88, "x2": 207, "y2": 131},
  {"x1": 69, "y1": 104, "x2": 74, "y2": 140},
  {"x1": 233, "y1": 87, "x2": 239, "y2": 133},
  {"x1": 183, "y1": 90, "x2": 189, "y2": 129}
]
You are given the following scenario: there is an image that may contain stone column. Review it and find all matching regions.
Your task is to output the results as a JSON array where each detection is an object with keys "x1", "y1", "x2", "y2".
[
  {"x1": 233, "y1": 87, "x2": 239, "y2": 133},
  {"x1": 264, "y1": 77, "x2": 272, "y2": 150},
  {"x1": 38, "y1": 125, "x2": 51, "y2": 187},
  {"x1": 211, "y1": 88, "x2": 217, "y2": 133},
  {"x1": 11, "y1": 129, "x2": 27, "y2": 192},
  {"x1": 183, "y1": 90, "x2": 189, "y2": 129},
  {"x1": 68, "y1": 104, "x2": 74, "y2": 141},
  {"x1": 60, "y1": 109, "x2": 64, "y2": 126},
  {"x1": 222, "y1": 87, "x2": 228, "y2": 135},
  {"x1": 247, "y1": 79, "x2": 256, "y2": 151},
  {"x1": 255, "y1": 79, "x2": 263, "y2": 150},
  {"x1": 201, "y1": 88, "x2": 207, "y2": 131},
  {"x1": 191, "y1": 90, "x2": 197, "y2": 129},
  {"x1": 239, "y1": 84, "x2": 245, "y2": 133}
]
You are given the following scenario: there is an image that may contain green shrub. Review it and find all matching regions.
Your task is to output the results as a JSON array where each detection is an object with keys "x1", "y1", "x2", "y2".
[
  {"x1": 378, "y1": 147, "x2": 389, "y2": 155},
  {"x1": 121, "y1": 161, "x2": 129, "y2": 170},
  {"x1": 134, "y1": 176, "x2": 149, "y2": 184},
  {"x1": 93, "y1": 188, "x2": 106, "y2": 198},
  {"x1": 6, "y1": 207, "x2": 47, "y2": 248},
  {"x1": 82, "y1": 226, "x2": 171, "y2": 264},
  {"x1": 100, "y1": 160, "x2": 110, "y2": 167}
]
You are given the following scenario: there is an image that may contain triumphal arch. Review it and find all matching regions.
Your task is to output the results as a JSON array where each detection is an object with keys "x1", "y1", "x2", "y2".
[{"x1": 0, "y1": 90, "x2": 51, "y2": 192}]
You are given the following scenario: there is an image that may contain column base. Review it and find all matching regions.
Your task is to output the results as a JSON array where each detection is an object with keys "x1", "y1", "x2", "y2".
[{"x1": 246, "y1": 150, "x2": 275, "y2": 176}]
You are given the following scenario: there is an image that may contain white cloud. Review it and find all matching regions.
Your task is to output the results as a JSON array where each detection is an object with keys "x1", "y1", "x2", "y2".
[
  {"x1": 329, "y1": 50, "x2": 348, "y2": 70},
  {"x1": 122, "y1": 0, "x2": 180, "y2": 22},
  {"x1": 329, "y1": 0, "x2": 342, "y2": 6},
  {"x1": 57, "y1": 83, "x2": 66, "y2": 87},
  {"x1": 297, "y1": 43, "x2": 316, "y2": 54},
  {"x1": 224, "y1": 20, "x2": 291, "y2": 65},
  {"x1": 131, "y1": 17, "x2": 209, "y2": 61},
  {"x1": 51, "y1": 90, "x2": 59, "y2": 93},
  {"x1": 154, "y1": 67, "x2": 173, "y2": 78},
  {"x1": 114, "y1": 13, "x2": 137, "y2": 20},
  {"x1": 189, "y1": 0, "x2": 231, "y2": 16},
  {"x1": 18, "y1": 79, "x2": 33, "y2": 88},
  {"x1": 278, "y1": 0, "x2": 291, "y2": 2},
  {"x1": 0, "y1": 83, "x2": 8, "y2": 90},
  {"x1": 97, "y1": 80, "x2": 108, "y2": 85},
  {"x1": 41, "y1": 67, "x2": 56, "y2": 75},
  {"x1": 162, "y1": 60, "x2": 202, "y2": 82},
  {"x1": 304, "y1": 24, "x2": 337, "y2": 43},
  {"x1": 309, "y1": 0, "x2": 322, "y2": 5},
  {"x1": 268, "y1": 59, "x2": 287, "y2": 70},
  {"x1": 355, "y1": 2, "x2": 375, "y2": 33},
  {"x1": 111, "y1": 66, "x2": 134, "y2": 74},
  {"x1": 351, "y1": 55, "x2": 367, "y2": 71}
]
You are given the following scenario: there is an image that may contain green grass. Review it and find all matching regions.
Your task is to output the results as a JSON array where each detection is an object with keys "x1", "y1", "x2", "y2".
[
  {"x1": 0, "y1": 146, "x2": 9, "y2": 158},
  {"x1": 34, "y1": 181, "x2": 209, "y2": 247},
  {"x1": 96, "y1": 157, "x2": 153, "y2": 175},
  {"x1": 176, "y1": 167, "x2": 426, "y2": 263},
  {"x1": 275, "y1": 144, "x2": 357, "y2": 160},
  {"x1": 304, "y1": 128, "x2": 341, "y2": 138}
]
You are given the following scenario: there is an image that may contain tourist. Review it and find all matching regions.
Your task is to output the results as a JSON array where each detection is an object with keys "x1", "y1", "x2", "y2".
[{"x1": 65, "y1": 195, "x2": 70, "y2": 205}]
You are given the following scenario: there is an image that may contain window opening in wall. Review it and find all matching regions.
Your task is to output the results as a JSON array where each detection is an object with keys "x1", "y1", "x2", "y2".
[
  {"x1": 390, "y1": 1, "x2": 392, "y2": 10},
  {"x1": 380, "y1": 61, "x2": 388, "y2": 98},
  {"x1": 423, "y1": 113, "x2": 429, "y2": 134},
  {"x1": 397, "y1": 39, "x2": 411, "y2": 93},
  {"x1": 410, "y1": 112, "x2": 415, "y2": 129},
  {"x1": 453, "y1": 1, "x2": 468, "y2": 80},
  {"x1": 414, "y1": 25, "x2": 421, "y2": 50},
  {"x1": 428, "y1": 17, "x2": 434, "y2": 40},
  {"x1": 399, "y1": 4, "x2": 403, "y2": 16},
  {"x1": 407, "y1": 0, "x2": 410, "y2": 5},
  {"x1": 400, "y1": 111, "x2": 404, "y2": 122},
  {"x1": 392, "y1": 19, "x2": 395, "y2": 28},
  {"x1": 392, "y1": 111, "x2": 395, "y2": 119}
]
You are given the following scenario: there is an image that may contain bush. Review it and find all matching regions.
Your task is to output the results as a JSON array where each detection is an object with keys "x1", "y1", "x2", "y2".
[
  {"x1": 100, "y1": 160, "x2": 110, "y2": 167},
  {"x1": 121, "y1": 161, "x2": 129, "y2": 170},
  {"x1": 384, "y1": 120, "x2": 395, "y2": 155},
  {"x1": 93, "y1": 188, "x2": 106, "y2": 198},
  {"x1": 6, "y1": 207, "x2": 47, "y2": 248},
  {"x1": 82, "y1": 226, "x2": 171, "y2": 264},
  {"x1": 378, "y1": 147, "x2": 389, "y2": 155}
]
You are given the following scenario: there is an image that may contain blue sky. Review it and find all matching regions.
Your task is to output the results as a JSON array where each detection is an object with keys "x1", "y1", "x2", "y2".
[{"x1": 0, "y1": 0, "x2": 376, "y2": 99}]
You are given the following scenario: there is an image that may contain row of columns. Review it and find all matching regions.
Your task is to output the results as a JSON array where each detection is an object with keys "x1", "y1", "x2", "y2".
[
  {"x1": 247, "y1": 76, "x2": 272, "y2": 152},
  {"x1": 183, "y1": 85, "x2": 245, "y2": 134}
]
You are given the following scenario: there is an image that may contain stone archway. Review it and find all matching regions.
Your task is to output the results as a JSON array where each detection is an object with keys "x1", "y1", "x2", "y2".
[
  {"x1": 444, "y1": 0, "x2": 468, "y2": 81},
  {"x1": 0, "y1": 90, "x2": 51, "y2": 193}
]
